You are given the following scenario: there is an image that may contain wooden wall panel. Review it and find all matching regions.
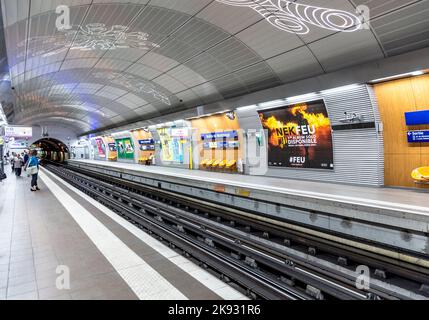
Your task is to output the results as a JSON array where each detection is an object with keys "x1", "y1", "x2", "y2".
[
  {"x1": 374, "y1": 74, "x2": 429, "y2": 188},
  {"x1": 411, "y1": 76, "x2": 429, "y2": 108},
  {"x1": 191, "y1": 113, "x2": 243, "y2": 164},
  {"x1": 131, "y1": 129, "x2": 154, "y2": 161}
]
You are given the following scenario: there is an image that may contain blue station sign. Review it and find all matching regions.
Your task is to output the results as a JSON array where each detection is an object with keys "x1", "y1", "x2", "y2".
[
  {"x1": 407, "y1": 130, "x2": 429, "y2": 143},
  {"x1": 139, "y1": 139, "x2": 155, "y2": 145},
  {"x1": 201, "y1": 131, "x2": 238, "y2": 140}
]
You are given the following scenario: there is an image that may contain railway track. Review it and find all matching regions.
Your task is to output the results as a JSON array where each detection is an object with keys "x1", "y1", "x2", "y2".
[{"x1": 43, "y1": 162, "x2": 429, "y2": 300}]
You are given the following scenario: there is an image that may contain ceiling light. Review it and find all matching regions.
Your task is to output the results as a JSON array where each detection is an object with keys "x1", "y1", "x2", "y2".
[
  {"x1": 216, "y1": 110, "x2": 231, "y2": 114},
  {"x1": 258, "y1": 100, "x2": 285, "y2": 109},
  {"x1": 370, "y1": 71, "x2": 425, "y2": 83},
  {"x1": 320, "y1": 84, "x2": 360, "y2": 95},
  {"x1": 286, "y1": 93, "x2": 318, "y2": 103},
  {"x1": 237, "y1": 105, "x2": 257, "y2": 112}
]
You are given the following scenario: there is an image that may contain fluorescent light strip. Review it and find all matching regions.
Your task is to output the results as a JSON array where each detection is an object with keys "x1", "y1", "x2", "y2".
[
  {"x1": 236, "y1": 105, "x2": 257, "y2": 112},
  {"x1": 320, "y1": 84, "x2": 361, "y2": 95},
  {"x1": 258, "y1": 99, "x2": 285, "y2": 108},
  {"x1": 370, "y1": 71, "x2": 424, "y2": 83},
  {"x1": 286, "y1": 93, "x2": 319, "y2": 103}
]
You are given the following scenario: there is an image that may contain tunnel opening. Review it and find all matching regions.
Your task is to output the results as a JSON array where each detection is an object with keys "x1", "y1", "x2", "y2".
[{"x1": 30, "y1": 138, "x2": 70, "y2": 163}]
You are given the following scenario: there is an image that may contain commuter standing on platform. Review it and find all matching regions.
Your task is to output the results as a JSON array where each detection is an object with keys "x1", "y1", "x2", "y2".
[
  {"x1": 25, "y1": 150, "x2": 40, "y2": 192},
  {"x1": 14, "y1": 154, "x2": 24, "y2": 177}
]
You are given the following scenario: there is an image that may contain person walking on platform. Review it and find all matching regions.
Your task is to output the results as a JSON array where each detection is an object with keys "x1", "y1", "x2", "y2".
[
  {"x1": 25, "y1": 150, "x2": 40, "y2": 192},
  {"x1": 9, "y1": 152, "x2": 15, "y2": 173},
  {"x1": 14, "y1": 154, "x2": 24, "y2": 177},
  {"x1": 23, "y1": 151, "x2": 29, "y2": 166}
]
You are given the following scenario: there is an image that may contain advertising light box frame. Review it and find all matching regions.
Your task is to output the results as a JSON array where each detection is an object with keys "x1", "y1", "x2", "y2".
[
  {"x1": 5, "y1": 126, "x2": 33, "y2": 138},
  {"x1": 405, "y1": 110, "x2": 429, "y2": 126},
  {"x1": 258, "y1": 99, "x2": 335, "y2": 170}
]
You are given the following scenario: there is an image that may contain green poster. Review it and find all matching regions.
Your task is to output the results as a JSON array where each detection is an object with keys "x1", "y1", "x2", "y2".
[{"x1": 115, "y1": 138, "x2": 135, "y2": 160}]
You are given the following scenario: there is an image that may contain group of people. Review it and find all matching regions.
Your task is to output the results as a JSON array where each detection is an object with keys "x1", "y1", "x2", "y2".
[
  {"x1": 6, "y1": 150, "x2": 40, "y2": 191},
  {"x1": 8, "y1": 151, "x2": 28, "y2": 177}
]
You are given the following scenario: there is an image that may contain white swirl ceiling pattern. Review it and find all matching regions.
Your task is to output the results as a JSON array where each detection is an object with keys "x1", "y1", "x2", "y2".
[
  {"x1": 93, "y1": 71, "x2": 171, "y2": 106},
  {"x1": 215, "y1": 0, "x2": 363, "y2": 34},
  {"x1": 20, "y1": 23, "x2": 160, "y2": 58}
]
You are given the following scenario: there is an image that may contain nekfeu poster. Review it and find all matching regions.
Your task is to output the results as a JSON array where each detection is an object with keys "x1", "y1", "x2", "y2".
[{"x1": 259, "y1": 100, "x2": 334, "y2": 170}]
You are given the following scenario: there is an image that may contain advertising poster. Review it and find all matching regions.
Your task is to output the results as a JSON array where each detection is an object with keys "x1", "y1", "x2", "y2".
[
  {"x1": 158, "y1": 128, "x2": 185, "y2": 163},
  {"x1": 95, "y1": 138, "x2": 106, "y2": 158},
  {"x1": 158, "y1": 129, "x2": 174, "y2": 162},
  {"x1": 115, "y1": 138, "x2": 135, "y2": 160},
  {"x1": 259, "y1": 100, "x2": 334, "y2": 170}
]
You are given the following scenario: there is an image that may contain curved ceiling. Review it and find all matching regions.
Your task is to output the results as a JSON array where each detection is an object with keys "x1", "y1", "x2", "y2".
[{"x1": 1, "y1": 0, "x2": 429, "y2": 134}]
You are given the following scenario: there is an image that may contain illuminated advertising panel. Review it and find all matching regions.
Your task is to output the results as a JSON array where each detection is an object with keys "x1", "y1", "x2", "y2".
[
  {"x1": 158, "y1": 128, "x2": 185, "y2": 163},
  {"x1": 5, "y1": 126, "x2": 32, "y2": 138},
  {"x1": 171, "y1": 128, "x2": 189, "y2": 138},
  {"x1": 95, "y1": 138, "x2": 106, "y2": 158},
  {"x1": 259, "y1": 99, "x2": 334, "y2": 170},
  {"x1": 115, "y1": 138, "x2": 135, "y2": 160}
]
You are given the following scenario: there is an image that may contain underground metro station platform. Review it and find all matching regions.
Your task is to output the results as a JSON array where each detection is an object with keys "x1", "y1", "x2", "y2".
[{"x1": 0, "y1": 0, "x2": 429, "y2": 307}]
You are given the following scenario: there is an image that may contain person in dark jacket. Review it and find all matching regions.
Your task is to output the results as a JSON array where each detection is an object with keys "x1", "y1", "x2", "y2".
[{"x1": 23, "y1": 151, "x2": 29, "y2": 166}]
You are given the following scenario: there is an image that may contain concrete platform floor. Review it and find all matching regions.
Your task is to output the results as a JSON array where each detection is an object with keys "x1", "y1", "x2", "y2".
[{"x1": 0, "y1": 165, "x2": 247, "y2": 300}]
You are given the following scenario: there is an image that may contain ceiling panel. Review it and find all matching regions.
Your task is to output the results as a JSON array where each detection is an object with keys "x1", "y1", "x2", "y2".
[
  {"x1": 235, "y1": 19, "x2": 303, "y2": 59},
  {"x1": 136, "y1": 52, "x2": 180, "y2": 72},
  {"x1": 368, "y1": 0, "x2": 429, "y2": 56},
  {"x1": 351, "y1": 0, "x2": 420, "y2": 17},
  {"x1": 308, "y1": 30, "x2": 384, "y2": 71},
  {"x1": 265, "y1": 47, "x2": 324, "y2": 83},
  {"x1": 126, "y1": 63, "x2": 162, "y2": 80},
  {"x1": 165, "y1": 64, "x2": 207, "y2": 87},
  {"x1": 149, "y1": 0, "x2": 212, "y2": 15},
  {"x1": 197, "y1": 1, "x2": 262, "y2": 34},
  {"x1": 153, "y1": 73, "x2": 188, "y2": 93}
]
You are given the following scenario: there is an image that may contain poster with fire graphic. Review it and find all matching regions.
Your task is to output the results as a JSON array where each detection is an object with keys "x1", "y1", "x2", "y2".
[{"x1": 259, "y1": 100, "x2": 334, "y2": 170}]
